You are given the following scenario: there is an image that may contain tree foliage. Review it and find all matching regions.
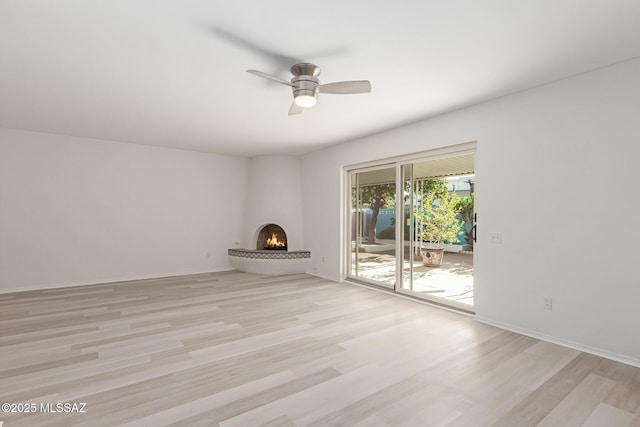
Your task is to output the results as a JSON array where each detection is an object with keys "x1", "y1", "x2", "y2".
[
  {"x1": 419, "y1": 181, "x2": 463, "y2": 249},
  {"x1": 456, "y1": 194, "x2": 474, "y2": 249},
  {"x1": 354, "y1": 183, "x2": 395, "y2": 244},
  {"x1": 413, "y1": 178, "x2": 448, "y2": 202}
]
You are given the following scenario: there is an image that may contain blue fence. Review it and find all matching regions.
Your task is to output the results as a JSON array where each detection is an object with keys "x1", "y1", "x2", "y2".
[{"x1": 352, "y1": 208, "x2": 471, "y2": 245}]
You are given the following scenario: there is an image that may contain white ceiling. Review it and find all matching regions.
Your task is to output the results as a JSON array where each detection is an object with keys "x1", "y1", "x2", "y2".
[{"x1": 1, "y1": 1, "x2": 639, "y2": 157}]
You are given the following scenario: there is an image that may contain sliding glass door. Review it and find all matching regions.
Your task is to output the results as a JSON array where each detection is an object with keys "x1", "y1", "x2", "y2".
[{"x1": 347, "y1": 149, "x2": 475, "y2": 311}]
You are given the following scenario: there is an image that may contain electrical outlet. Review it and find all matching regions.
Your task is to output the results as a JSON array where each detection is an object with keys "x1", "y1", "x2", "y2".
[
  {"x1": 322, "y1": 256, "x2": 326, "y2": 263},
  {"x1": 543, "y1": 297, "x2": 553, "y2": 310},
  {"x1": 313, "y1": 267, "x2": 318, "y2": 274},
  {"x1": 490, "y1": 232, "x2": 503, "y2": 243}
]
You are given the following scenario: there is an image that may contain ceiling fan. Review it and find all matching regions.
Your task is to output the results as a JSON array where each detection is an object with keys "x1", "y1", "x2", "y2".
[{"x1": 247, "y1": 63, "x2": 372, "y2": 115}]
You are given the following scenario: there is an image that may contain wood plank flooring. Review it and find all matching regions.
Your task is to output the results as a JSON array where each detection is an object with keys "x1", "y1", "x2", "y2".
[{"x1": 1, "y1": 271, "x2": 639, "y2": 426}]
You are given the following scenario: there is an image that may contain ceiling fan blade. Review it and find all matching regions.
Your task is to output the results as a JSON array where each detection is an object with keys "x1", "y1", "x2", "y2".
[
  {"x1": 246, "y1": 70, "x2": 294, "y2": 87},
  {"x1": 288, "y1": 102, "x2": 304, "y2": 115},
  {"x1": 319, "y1": 80, "x2": 372, "y2": 94}
]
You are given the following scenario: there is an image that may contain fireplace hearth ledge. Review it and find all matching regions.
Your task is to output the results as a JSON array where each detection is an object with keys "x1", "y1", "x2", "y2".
[{"x1": 228, "y1": 248, "x2": 311, "y2": 275}]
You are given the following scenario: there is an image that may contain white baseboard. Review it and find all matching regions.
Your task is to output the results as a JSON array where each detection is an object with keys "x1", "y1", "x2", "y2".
[
  {"x1": 308, "y1": 271, "x2": 341, "y2": 282},
  {"x1": 0, "y1": 268, "x2": 233, "y2": 294},
  {"x1": 474, "y1": 316, "x2": 640, "y2": 369}
]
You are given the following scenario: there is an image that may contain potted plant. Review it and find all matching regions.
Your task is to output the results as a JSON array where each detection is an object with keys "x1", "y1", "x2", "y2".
[{"x1": 419, "y1": 188, "x2": 463, "y2": 267}]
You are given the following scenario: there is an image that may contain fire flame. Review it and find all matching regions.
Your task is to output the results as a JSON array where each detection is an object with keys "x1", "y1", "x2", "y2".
[{"x1": 266, "y1": 233, "x2": 285, "y2": 247}]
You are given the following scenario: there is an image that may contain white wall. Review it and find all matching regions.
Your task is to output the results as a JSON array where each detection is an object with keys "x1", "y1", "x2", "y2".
[
  {"x1": 0, "y1": 128, "x2": 249, "y2": 292},
  {"x1": 301, "y1": 57, "x2": 640, "y2": 364},
  {"x1": 243, "y1": 156, "x2": 304, "y2": 250}
]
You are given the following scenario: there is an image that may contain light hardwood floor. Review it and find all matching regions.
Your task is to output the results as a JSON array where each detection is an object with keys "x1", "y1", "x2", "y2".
[{"x1": 1, "y1": 271, "x2": 639, "y2": 426}]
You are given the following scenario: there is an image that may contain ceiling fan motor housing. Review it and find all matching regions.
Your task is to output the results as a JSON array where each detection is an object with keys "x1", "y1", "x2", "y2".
[
  {"x1": 291, "y1": 63, "x2": 321, "y2": 102},
  {"x1": 291, "y1": 75, "x2": 319, "y2": 100},
  {"x1": 290, "y1": 63, "x2": 321, "y2": 77}
]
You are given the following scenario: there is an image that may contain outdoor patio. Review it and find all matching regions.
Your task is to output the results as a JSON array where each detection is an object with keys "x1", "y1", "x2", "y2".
[{"x1": 352, "y1": 249, "x2": 474, "y2": 306}]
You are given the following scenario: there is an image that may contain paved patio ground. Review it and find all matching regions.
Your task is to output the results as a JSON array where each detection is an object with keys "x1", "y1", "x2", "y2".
[{"x1": 352, "y1": 249, "x2": 474, "y2": 306}]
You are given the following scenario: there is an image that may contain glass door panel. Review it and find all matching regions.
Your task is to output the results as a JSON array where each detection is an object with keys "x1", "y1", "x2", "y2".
[
  {"x1": 349, "y1": 166, "x2": 397, "y2": 288},
  {"x1": 399, "y1": 157, "x2": 475, "y2": 309}
]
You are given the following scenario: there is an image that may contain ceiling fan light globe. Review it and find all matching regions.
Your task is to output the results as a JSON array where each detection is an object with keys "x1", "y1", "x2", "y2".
[{"x1": 294, "y1": 95, "x2": 317, "y2": 108}]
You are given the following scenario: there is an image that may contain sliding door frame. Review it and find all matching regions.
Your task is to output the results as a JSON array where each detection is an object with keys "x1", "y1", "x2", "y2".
[{"x1": 343, "y1": 141, "x2": 477, "y2": 310}]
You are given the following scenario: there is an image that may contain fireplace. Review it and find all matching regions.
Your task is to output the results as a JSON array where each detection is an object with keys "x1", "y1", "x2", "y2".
[
  {"x1": 257, "y1": 224, "x2": 287, "y2": 251},
  {"x1": 228, "y1": 222, "x2": 309, "y2": 274}
]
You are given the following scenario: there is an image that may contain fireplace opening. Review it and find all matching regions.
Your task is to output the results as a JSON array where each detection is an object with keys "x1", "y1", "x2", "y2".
[{"x1": 257, "y1": 224, "x2": 288, "y2": 251}]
